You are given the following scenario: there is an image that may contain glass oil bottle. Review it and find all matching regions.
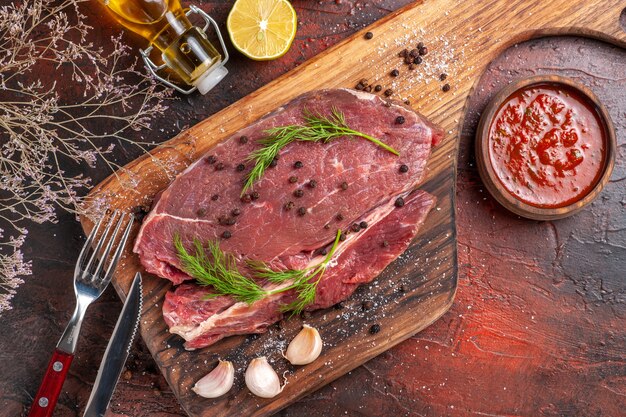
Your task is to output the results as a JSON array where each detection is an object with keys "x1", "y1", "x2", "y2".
[{"x1": 102, "y1": 0, "x2": 228, "y2": 94}]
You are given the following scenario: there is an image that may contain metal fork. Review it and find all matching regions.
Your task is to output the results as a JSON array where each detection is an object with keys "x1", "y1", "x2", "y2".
[{"x1": 28, "y1": 211, "x2": 134, "y2": 417}]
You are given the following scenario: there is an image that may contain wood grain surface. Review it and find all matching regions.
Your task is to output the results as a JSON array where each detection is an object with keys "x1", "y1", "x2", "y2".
[{"x1": 76, "y1": 0, "x2": 626, "y2": 416}]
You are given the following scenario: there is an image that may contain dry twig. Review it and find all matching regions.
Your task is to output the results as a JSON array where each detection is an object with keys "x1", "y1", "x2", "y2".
[{"x1": 0, "y1": 0, "x2": 171, "y2": 312}]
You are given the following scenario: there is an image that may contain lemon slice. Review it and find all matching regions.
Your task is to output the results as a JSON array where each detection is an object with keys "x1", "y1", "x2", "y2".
[{"x1": 227, "y1": 0, "x2": 297, "y2": 61}]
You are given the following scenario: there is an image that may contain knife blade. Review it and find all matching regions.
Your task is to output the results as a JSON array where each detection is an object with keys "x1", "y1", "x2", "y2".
[{"x1": 83, "y1": 272, "x2": 143, "y2": 417}]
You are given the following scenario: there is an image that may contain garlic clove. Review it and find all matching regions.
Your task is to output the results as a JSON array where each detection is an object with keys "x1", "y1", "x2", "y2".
[
  {"x1": 245, "y1": 357, "x2": 284, "y2": 398},
  {"x1": 192, "y1": 360, "x2": 234, "y2": 398},
  {"x1": 284, "y1": 324, "x2": 323, "y2": 365}
]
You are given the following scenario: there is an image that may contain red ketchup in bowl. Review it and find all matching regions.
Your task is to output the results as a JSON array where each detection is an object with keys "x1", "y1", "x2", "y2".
[{"x1": 488, "y1": 83, "x2": 607, "y2": 208}]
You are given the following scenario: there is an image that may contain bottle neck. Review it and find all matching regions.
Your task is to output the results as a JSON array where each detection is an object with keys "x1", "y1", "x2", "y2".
[
  {"x1": 159, "y1": 24, "x2": 222, "y2": 85},
  {"x1": 149, "y1": 9, "x2": 190, "y2": 51}
]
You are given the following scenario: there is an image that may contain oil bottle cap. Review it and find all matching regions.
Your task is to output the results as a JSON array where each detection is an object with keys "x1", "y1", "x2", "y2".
[{"x1": 193, "y1": 65, "x2": 228, "y2": 95}]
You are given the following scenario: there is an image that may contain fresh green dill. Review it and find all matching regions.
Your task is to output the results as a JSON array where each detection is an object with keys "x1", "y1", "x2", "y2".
[
  {"x1": 242, "y1": 108, "x2": 400, "y2": 195},
  {"x1": 248, "y1": 229, "x2": 342, "y2": 314},
  {"x1": 174, "y1": 235, "x2": 266, "y2": 304},
  {"x1": 174, "y1": 230, "x2": 342, "y2": 314}
]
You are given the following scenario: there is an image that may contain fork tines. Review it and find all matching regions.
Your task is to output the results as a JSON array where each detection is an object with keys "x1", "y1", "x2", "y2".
[{"x1": 76, "y1": 211, "x2": 134, "y2": 287}]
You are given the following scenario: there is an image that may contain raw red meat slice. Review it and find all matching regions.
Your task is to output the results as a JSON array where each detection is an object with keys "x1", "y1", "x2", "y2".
[
  {"x1": 134, "y1": 89, "x2": 442, "y2": 284},
  {"x1": 164, "y1": 190, "x2": 434, "y2": 350}
]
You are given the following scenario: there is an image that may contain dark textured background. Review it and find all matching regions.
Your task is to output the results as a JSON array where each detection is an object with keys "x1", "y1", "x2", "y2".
[{"x1": 1, "y1": 1, "x2": 625, "y2": 416}]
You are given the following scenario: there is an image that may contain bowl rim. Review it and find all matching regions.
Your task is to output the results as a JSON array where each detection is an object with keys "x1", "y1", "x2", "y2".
[{"x1": 475, "y1": 75, "x2": 617, "y2": 221}]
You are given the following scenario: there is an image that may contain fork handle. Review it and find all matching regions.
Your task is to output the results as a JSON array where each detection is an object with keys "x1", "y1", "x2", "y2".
[{"x1": 28, "y1": 349, "x2": 74, "y2": 417}]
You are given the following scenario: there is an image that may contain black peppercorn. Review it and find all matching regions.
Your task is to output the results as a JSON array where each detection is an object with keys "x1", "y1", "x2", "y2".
[
  {"x1": 396, "y1": 116, "x2": 405, "y2": 124},
  {"x1": 413, "y1": 56, "x2": 422, "y2": 65},
  {"x1": 417, "y1": 41, "x2": 424, "y2": 49},
  {"x1": 419, "y1": 46, "x2": 428, "y2": 56},
  {"x1": 231, "y1": 208, "x2": 241, "y2": 216},
  {"x1": 241, "y1": 194, "x2": 252, "y2": 203},
  {"x1": 211, "y1": 194, "x2": 219, "y2": 201},
  {"x1": 362, "y1": 300, "x2": 374, "y2": 311},
  {"x1": 359, "y1": 221, "x2": 368, "y2": 229},
  {"x1": 294, "y1": 189, "x2": 304, "y2": 198},
  {"x1": 340, "y1": 181, "x2": 348, "y2": 190},
  {"x1": 269, "y1": 158, "x2": 278, "y2": 168},
  {"x1": 251, "y1": 191, "x2": 260, "y2": 200},
  {"x1": 339, "y1": 232, "x2": 346, "y2": 241},
  {"x1": 284, "y1": 201, "x2": 295, "y2": 211},
  {"x1": 384, "y1": 89, "x2": 393, "y2": 97},
  {"x1": 132, "y1": 205, "x2": 148, "y2": 222},
  {"x1": 236, "y1": 163, "x2": 245, "y2": 172},
  {"x1": 308, "y1": 180, "x2": 317, "y2": 188},
  {"x1": 382, "y1": 240, "x2": 389, "y2": 247},
  {"x1": 374, "y1": 84, "x2": 382, "y2": 92},
  {"x1": 398, "y1": 49, "x2": 408, "y2": 57},
  {"x1": 196, "y1": 208, "x2": 207, "y2": 217},
  {"x1": 395, "y1": 197, "x2": 405, "y2": 207},
  {"x1": 289, "y1": 176, "x2": 298, "y2": 183},
  {"x1": 206, "y1": 155, "x2": 216, "y2": 164},
  {"x1": 409, "y1": 48, "x2": 419, "y2": 57},
  {"x1": 404, "y1": 100, "x2": 411, "y2": 105},
  {"x1": 399, "y1": 284, "x2": 408, "y2": 293},
  {"x1": 440, "y1": 73, "x2": 448, "y2": 81},
  {"x1": 336, "y1": 213, "x2": 344, "y2": 221},
  {"x1": 351, "y1": 223, "x2": 361, "y2": 232},
  {"x1": 364, "y1": 85, "x2": 372, "y2": 92},
  {"x1": 408, "y1": 64, "x2": 416, "y2": 70},
  {"x1": 225, "y1": 218, "x2": 236, "y2": 226},
  {"x1": 404, "y1": 55, "x2": 413, "y2": 65},
  {"x1": 324, "y1": 223, "x2": 330, "y2": 230},
  {"x1": 399, "y1": 164, "x2": 409, "y2": 173},
  {"x1": 359, "y1": 78, "x2": 369, "y2": 87},
  {"x1": 215, "y1": 162, "x2": 225, "y2": 171},
  {"x1": 369, "y1": 324, "x2": 381, "y2": 334},
  {"x1": 294, "y1": 160, "x2": 303, "y2": 169},
  {"x1": 390, "y1": 69, "x2": 399, "y2": 77},
  {"x1": 334, "y1": 302, "x2": 344, "y2": 310},
  {"x1": 364, "y1": 31, "x2": 373, "y2": 40},
  {"x1": 355, "y1": 83, "x2": 364, "y2": 91},
  {"x1": 239, "y1": 135, "x2": 249, "y2": 144},
  {"x1": 297, "y1": 207, "x2": 306, "y2": 216},
  {"x1": 222, "y1": 231, "x2": 232, "y2": 239},
  {"x1": 442, "y1": 83, "x2": 451, "y2": 92}
]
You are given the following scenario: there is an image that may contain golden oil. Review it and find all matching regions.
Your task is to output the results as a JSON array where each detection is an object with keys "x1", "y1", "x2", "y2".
[{"x1": 103, "y1": 0, "x2": 228, "y2": 94}]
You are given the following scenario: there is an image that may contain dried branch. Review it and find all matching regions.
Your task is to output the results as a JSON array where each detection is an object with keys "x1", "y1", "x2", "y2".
[{"x1": 0, "y1": 0, "x2": 172, "y2": 312}]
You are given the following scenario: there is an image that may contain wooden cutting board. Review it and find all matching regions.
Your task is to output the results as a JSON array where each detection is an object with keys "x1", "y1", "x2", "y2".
[{"x1": 81, "y1": 0, "x2": 626, "y2": 415}]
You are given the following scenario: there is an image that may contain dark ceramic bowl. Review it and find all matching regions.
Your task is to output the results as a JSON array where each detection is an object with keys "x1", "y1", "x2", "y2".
[{"x1": 475, "y1": 75, "x2": 616, "y2": 221}]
